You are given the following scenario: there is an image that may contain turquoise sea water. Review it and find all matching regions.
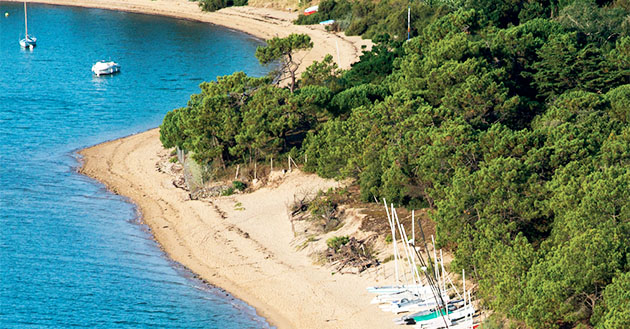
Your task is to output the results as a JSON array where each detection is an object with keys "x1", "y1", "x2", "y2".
[{"x1": 0, "y1": 2, "x2": 272, "y2": 327}]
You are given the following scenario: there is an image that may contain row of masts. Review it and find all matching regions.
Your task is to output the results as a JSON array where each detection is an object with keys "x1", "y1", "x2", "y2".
[{"x1": 366, "y1": 200, "x2": 479, "y2": 328}]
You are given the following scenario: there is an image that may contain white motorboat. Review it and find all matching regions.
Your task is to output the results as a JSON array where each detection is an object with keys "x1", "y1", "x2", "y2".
[{"x1": 92, "y1": 61, "x2": 120, "y2": 76}]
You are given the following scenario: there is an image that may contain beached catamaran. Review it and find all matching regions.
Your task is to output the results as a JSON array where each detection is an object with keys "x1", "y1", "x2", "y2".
[
  {"x1": 19, "y1": 2, "x2": 37, "y2": 48},
  {"x1": 367, "y1": 201, "x2": 479, "y2": 328},
  {"x1": 367, "y1": 203, "x2": 426, "y2": 296}
]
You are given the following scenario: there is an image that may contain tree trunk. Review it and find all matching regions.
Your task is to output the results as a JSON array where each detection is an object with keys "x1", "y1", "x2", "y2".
[{"x1": 288, "y1": 52, "x2": 296, "y2": 93}]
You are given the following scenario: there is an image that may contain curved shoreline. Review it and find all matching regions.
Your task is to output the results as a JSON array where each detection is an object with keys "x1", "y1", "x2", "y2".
[
  {"x1": 76, "y1": 130, "x2": 291, "y2": 328},
  {"x1": 9, "y1": 0, "x2": 372, "y2": 74},
  {"x1": 11, "y1": 1, "x2": 390, "y2": 328},
  {"x1": 78, "y1": 129, "x2": 398, "y2": 329}
]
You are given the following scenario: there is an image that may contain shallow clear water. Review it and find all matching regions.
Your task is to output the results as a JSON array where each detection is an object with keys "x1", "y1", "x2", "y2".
[{"x1": 0, "y1": 2, "x2": 271, "y2": 327}]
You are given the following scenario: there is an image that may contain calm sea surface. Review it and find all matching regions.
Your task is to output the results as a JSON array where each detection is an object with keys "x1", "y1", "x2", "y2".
[{"x1": 0, "y1": 2, "x2": 271, "y2": 327}]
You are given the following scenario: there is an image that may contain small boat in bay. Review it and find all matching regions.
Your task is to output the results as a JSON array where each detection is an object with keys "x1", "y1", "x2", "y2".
[
  {"x1": 19, "y1": 2, "x2": 36, "y2": 48},
  {"x1": 92, "y1": 61, "x2": 120, "y2": 76}
]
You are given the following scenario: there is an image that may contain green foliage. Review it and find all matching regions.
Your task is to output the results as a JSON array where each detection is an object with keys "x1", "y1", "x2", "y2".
[
  {"x1": 255, "y1": 34, "x2": 313, "y2": 66},
  {"x1": 592, "y1": 271, "x2": 630, "y2": 329},
  {"x1": 159, "y1": 71, "x2": 315, "y2": 168},
  {"x1": 606, "y1": 84, "x2": 630, "y2": 123},
  {"x1": 295, "y1": 0, "x2": 450, "y2": 40},
  {"x1": 557, "y1": 0, "x2": 630, "y2": 44},
  {"x1": 299, "y1": 3, "x2": 630, "y2": 326},
  {"x1": 160, "y1": 109, "x2": 186, "y2": 149},
  {"x1": 522, "y1": 227, "x2": 628, "y2": 328},
  {"x1": 256, "y1": 34, "x2": 313, "y2": 92},
  {"x1": 232, "y1": 85, "x2": 297, "y2": 160},
  {"x1": 341, "y1": 34, "x2": 404, "y2": 87},
  {"x1": 221, "y1": 187, "x2": 235, "y2": 196},
  {"x1": 326, "y1": 235, "x2": 349, "y2": 251},
  {"x1": 198, "y1": 0, "x2": 247, "y2": 12},
  {"x1": 610, "y1": 36, "x2": 630, "y2": 67},
  {"x1": 232, "y1": 180, "x2": 246, "y2": 191},
  {"x1": 460, "y1": 0, "x2": 537, "y2": 27},
  {"x1": 163, "y1": 1, "x2": 630, "y2": 327},
  {"x1": 531, "y1": 32, "x2": 630, "y2": 98},
  {"x1": 300, "y1": 54, "x2": 342, "y2": 91},
  {"x1": 482, "y1": 313, "x2": 508, "y2": 329},
  {"x1": 330, "y1": 84, "x2": 388, "y2": 115}
]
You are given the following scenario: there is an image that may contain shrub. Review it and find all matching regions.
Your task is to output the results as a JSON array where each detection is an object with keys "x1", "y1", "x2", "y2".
[
  {"x1": 346, "y1": 18, "x2": 368, "y2": 36},
  {"x1": 232, "y1": 180, "x2": 246, "y2": 191},
  {"x1": 221, "y1": 187, "x2": 235, "y2": 196},
  {"x1": 199, "y1": 0, "x2": 224, "y2": 12},
  {"x1": 198, "y1": 0, "x2": 247, "y2": 12},
  {"x1": 326, "y1": 235, "x2": 350, "y2": 251}
]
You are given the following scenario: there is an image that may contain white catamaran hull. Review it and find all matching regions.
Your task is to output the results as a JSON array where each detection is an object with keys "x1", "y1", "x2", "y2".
[{"x1": 19, "y1": 36, "x2": 37, "y2": 48}]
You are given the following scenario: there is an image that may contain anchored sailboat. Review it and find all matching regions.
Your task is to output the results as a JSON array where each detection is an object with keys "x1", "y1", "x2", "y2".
[{"x1": 19, "y1": 2, "x2": 37, "y2": 48}]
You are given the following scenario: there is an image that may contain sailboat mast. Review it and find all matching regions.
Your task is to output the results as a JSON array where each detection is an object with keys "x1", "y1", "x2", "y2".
[{"x1": 24, "y1": 2, "x2": 28, "y2": 37}]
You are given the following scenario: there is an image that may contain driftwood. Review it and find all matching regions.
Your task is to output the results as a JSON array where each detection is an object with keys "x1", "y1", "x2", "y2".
[
  {"x1": 291, "y1": 204, "x2": 308, "y2": 216},
  {"x1": 290, "y1": 193, "x2": 312, "y2": 216},
  {"x1": 326, "y1": 237, "x2": 379, "y2": 274}
]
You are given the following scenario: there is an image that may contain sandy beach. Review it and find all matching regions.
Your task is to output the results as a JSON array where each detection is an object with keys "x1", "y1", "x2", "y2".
[
  {"x1": 13, "y1": 0, "x2": 397, "y2": 327},
  {"x1": 12, "y1": 0, "x2": 372, "y2": 75},
  {"x1": 79, "y1": 129, "x2": 399, "y2": 328}
]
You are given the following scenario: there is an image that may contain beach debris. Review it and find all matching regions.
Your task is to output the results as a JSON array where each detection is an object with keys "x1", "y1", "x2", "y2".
[
  {"x1": 209, "y1": 200, "x2": 227, "y2": 219},
  {"x1": 326, "y1": 236, "x2": 378, "y2": 274},
  {"x1": 290, "y1": 188, "x2": 349, "y2": 233},
  {"x1": 290, "y1": 193, "x2": 311, "y2": 216}
]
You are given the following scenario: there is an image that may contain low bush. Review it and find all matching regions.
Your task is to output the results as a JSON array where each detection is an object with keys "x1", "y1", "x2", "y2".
[
  {"x1": 326, "y1": 235, "x2": 349, "y2": 251},
  {"x1": 221, "y1": 187, "x2": 235, "y2": 196},
  {"x1": 198, "y1": 0, "x2": 247, "y2": 12},
  {"x1": 232, "y1": 180, "x2": 246, "y2": 191}
]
